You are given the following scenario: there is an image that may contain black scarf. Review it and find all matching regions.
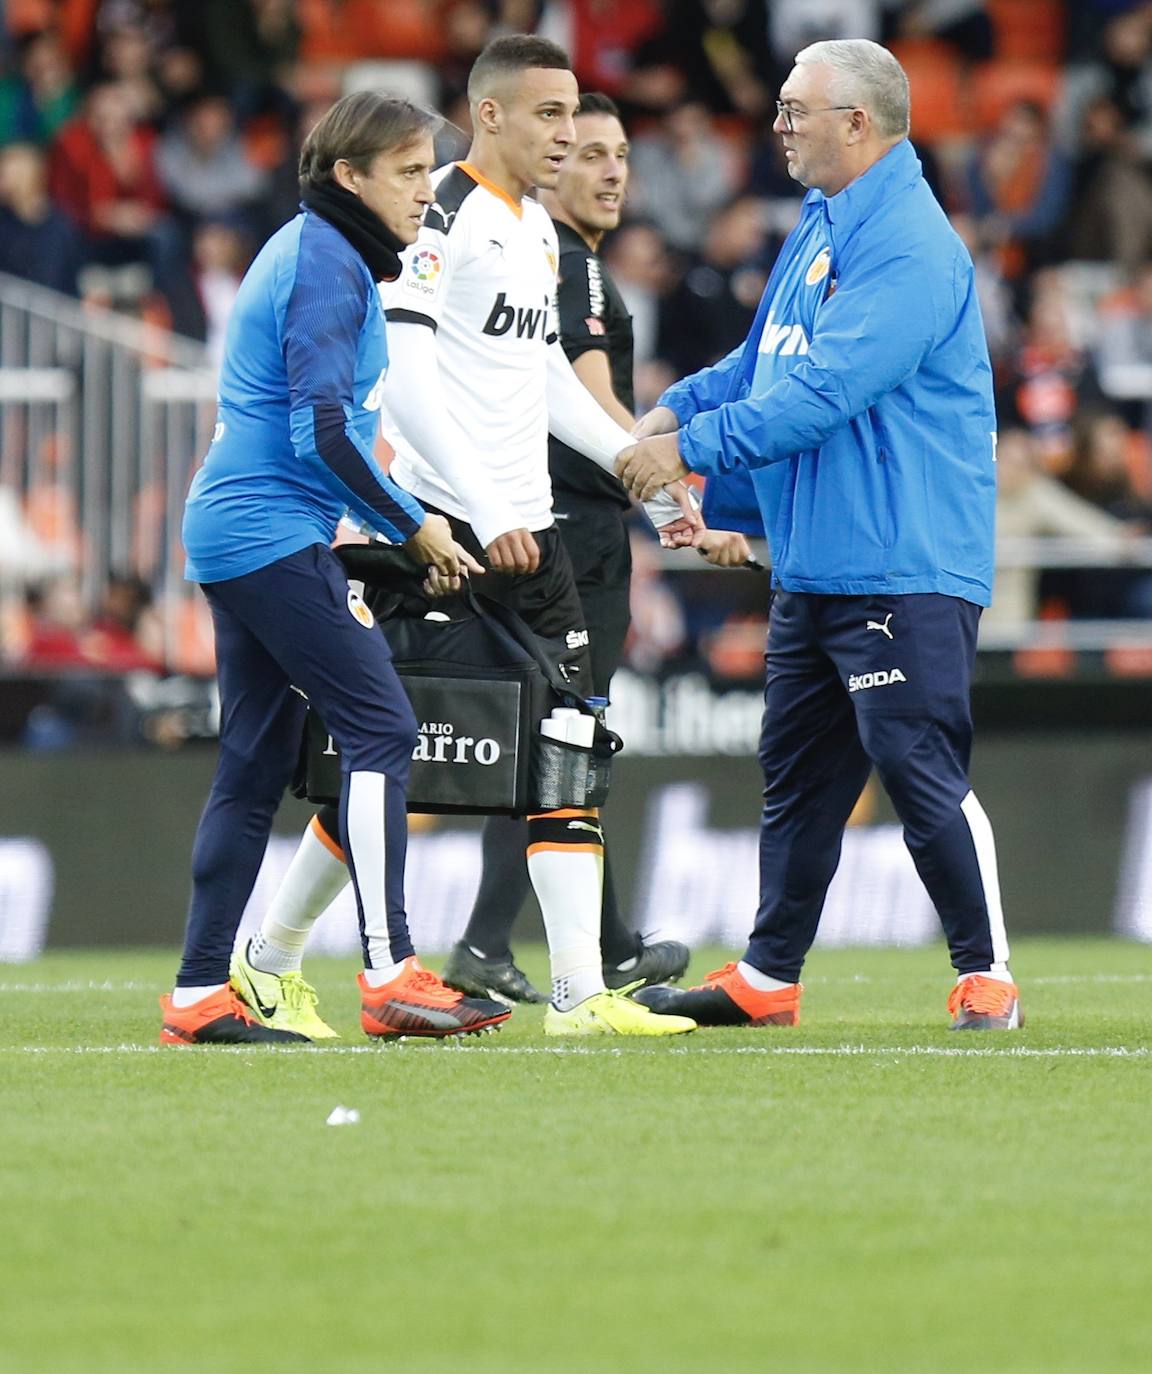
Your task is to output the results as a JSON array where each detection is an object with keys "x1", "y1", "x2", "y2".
[{"x1": 300, "y1": 181, "x2": 407, "y2": 282}]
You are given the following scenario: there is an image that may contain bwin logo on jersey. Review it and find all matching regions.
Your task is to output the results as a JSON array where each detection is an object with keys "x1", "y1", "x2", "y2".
[
  {"x1": 483, "y1": 292, "x2": 551, "y2": 339},
  {"x1": 848, "y1": 668, "x2": 907, "y2": 693},
  {"x1": 758, "y1": 311, "x2": 810, "y2": 358}
]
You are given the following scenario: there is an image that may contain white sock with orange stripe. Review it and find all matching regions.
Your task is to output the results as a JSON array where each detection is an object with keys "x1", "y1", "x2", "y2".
[
  {"x1": 250, "y1": 816, "x2": 350, "y2": 974},
  {"x1": 526, "y1": 809, "x2": 605, "y2": 1010}
]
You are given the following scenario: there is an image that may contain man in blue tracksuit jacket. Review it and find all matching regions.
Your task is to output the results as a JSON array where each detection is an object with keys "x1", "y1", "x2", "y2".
[
  {"x1": 618, "y1": 39, "x2": 1022, "y2": 1031},
  {"x1": 162, "y1": 94, "x2": 509, "y2": 1046}
]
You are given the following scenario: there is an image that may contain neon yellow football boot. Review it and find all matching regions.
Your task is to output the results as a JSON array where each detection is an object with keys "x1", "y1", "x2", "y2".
[
  {"x1": 230, "y1": 943, "x2": 339, "y2": 1040},
  {"x1": 543, "y1": 986, "x2": 696, "y2": 1037}
]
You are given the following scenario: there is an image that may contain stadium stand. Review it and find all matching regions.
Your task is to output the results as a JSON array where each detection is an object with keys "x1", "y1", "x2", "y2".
[{"x1": 2, "y1": 0, "x2": 1152, "y2": 699}]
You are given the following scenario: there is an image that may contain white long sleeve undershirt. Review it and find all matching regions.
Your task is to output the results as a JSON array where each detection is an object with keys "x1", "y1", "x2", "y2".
[
  {"x1": 382, "y1": 322, "x2": 525, "y2": 549},
  {"x1": 545, "y1": 343, "x2": 687, "y2": 530}
]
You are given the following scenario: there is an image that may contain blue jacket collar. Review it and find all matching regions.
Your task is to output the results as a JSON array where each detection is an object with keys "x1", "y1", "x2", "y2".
[{"x1": 809, "y1": 138, "x2": 922, "y2": 233}]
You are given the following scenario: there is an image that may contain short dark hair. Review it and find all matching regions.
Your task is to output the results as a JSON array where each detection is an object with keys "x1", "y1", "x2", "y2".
[
  {"x1": 299, "y1": 92, "x2": 440, "y2": 191},
  {"x1": 467, "y1": 34, "x2": 572, "y2": 104},
  {"x1": 576, "y1": 92, "x2": 620, "y2": 120}
]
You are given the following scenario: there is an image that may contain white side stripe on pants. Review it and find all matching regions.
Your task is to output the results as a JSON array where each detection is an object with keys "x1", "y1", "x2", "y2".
[
  {"x1": 346, "y1": 770, "x2": 390, "y2": 966},
  {"x1": 959, "y1": 789, "x2": 1010, "y2": 965}
]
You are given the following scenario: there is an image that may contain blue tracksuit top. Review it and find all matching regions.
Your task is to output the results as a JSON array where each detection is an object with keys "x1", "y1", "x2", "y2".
[
  {"x1": 183, "y1": 209, "x2": 424, "y2": 583},
  {"x1": 662, "y1": 139, "x2": 997, "y2": 606}
]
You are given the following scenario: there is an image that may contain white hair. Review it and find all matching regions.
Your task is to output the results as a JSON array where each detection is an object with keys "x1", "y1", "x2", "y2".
[{"x1": 794, "y1": 39, "x2": 910, "y2": 140}]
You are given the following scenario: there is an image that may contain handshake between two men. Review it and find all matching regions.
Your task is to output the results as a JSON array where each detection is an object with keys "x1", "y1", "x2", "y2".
[{"x1": 615, "y1": 406, "x2": 751, "y2": 569}]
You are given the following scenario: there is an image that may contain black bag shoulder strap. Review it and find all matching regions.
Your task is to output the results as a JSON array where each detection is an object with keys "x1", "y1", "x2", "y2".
[{"x1": 336, "y1": 544, "x2": 576, "y2": 699}]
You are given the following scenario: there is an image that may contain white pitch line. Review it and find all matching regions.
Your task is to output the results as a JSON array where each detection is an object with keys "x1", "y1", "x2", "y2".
[
  {"x1": 1029, "y1": 974, "x2": 1152, "y2": 985},
  {"x1": 0, "y1": 980, "x2": 154, "y2": 992},
  {"x1": 1, "y1": 1043, "x2": 1147, "y2": 1059},
  {"x1": 3, "y1": 973, "x2": 1151, "y2": 995}
]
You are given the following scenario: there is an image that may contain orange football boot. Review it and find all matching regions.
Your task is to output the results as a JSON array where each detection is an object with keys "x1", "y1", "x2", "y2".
[
  {"x1": 948, "y1": 975, "x2": 1023, "y2": 1030},
  {"x1": 359, "y1": 957, "x2": 512, "y2": 1039},
  {"x1": 634, "y1": 962, "x2": 802, "y2": 1026},
  {"x1": 160, "y1": 986, "x2": 310, "y2": 1044}
]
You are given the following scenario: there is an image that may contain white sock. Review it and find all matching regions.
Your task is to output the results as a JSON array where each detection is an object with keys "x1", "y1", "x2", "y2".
[
  {"x1": 527, "y1": 822, "x2": 605, "y2": 1010},
  {"x1": 247, "y1": 930, "x2": 304, "y2": 975},
  {"x1": 958, "y1": 968, "x2": 1014, "y2": 984},
  {"x1": 252, "y1": 816, "x2": 349, "y2": 973},
  {"x1": 362, "y1": 956, "x2": 410, "y2": 988},
  {"x1": 171, "y1": 983, "x2": 225, "y2": 1008},
  {"x1": 737, "y1": 961, "x2": 795, "y2": 992}
]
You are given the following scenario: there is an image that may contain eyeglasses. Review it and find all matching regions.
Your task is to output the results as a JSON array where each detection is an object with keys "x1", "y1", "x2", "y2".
[{"x1": 775, "y1": 100, "x2": 858, "y2": 133}]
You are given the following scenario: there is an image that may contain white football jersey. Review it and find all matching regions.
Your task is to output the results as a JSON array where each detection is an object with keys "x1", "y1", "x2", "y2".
[{"x1": 381, "y1": 162, "x2": 561, "y2": 531}]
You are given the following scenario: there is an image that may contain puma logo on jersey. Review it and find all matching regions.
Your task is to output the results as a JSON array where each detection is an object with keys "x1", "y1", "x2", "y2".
[
  {"x1": 424, "y1": 205, "x2": 457, "y2": 235},
  {"x1": 758, "y1": 311, "x2": 810, "y2": 357},
  {"x1": 866, "y1": 613, "x2": 894, "y2": 639},
  {"x1": 848, "y1": 668, "x2": 906, "y2": 693},
  {"x1": 483, "y1": 292, "x2": 551, "y2": 339}
]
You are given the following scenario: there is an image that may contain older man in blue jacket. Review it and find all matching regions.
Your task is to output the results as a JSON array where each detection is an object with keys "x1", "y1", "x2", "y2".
[{"x1": 618, "y1": 39, "x2": 1021, "y2": 1031}]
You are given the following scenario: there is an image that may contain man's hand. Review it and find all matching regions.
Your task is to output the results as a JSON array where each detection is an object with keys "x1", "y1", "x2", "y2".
[
  {"x1": 423, "y1": 553, "x2": 482, "y2": 597},
  {"x1": 656, "y1": 515, "x2": 698, "y2": 549},
  {"x1": 485, "y1": 528, "x2": 540, "y2": 575},
  {"x1": 694, "y1": 528, "x2": 752, "y2": 566},
  {"x1": 403, "y1": 514, "x2": 485, "y2": 594},
  {"x1": 615, "y1": 433, "x2": 690, "y2": 502},
  {"x1": 631, "y1": 405, "x2": 680, "y2": 439}
]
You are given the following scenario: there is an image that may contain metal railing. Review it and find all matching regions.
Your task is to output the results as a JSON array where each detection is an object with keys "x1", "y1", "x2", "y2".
[
  {"x1": 0, "y1": 273, "x2": 217, "y2": 670},
  {"x1": 657, "y1": 536, "x2": 1152, "y2": 652},
  {"x1": 2, "y1": 270, "x2": 1149, "y2": 673}
]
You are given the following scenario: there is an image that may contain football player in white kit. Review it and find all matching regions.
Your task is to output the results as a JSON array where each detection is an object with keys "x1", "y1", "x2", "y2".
[{"x1": 243, "y1": 36, "x2": 701, "y2": 1036}]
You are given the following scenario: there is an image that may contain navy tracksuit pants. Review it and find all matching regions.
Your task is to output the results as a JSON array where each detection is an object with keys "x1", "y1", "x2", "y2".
[
  {"x1": 745, "y1": 591, "x2": 1009, "y2": 982},
  {"x1": 177, "y1": 544, "x2": 418, "y2": 985}
]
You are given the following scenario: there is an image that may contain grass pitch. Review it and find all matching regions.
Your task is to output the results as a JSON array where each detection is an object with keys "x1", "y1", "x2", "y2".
[{"x1": 1, "y1": 938, "x2": 1149, "y2": 1374}]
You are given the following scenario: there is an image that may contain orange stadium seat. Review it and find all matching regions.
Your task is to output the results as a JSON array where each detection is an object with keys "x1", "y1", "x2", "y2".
[
  {"x1": 243, "y1": 113, "x2": 290, "y2": 172},
  {"x1": 988, "y1": 0, "x2": 1066, "y2": 65},
  {"x1": 299, "y1": 0, "x2": 445, "y2": 64},
  {"x1": 891, "y1": 40, "x2": 970, "y2": 141},
  {"x1": 1105, "y1": 645, "x2": 1152, "y2": 677},
  {"x1": 56, "y1": 0, "x2": 101, "y2": 66},
  {"x1": 1013, "y1": 599, "x2": 1076, "y2": 678},
  {"x1": 972, "y1": 61, "x2": 1064, "y2": 131},
  {"x1": 3, "y1": 0, "x2": 55, "y2": 38}
]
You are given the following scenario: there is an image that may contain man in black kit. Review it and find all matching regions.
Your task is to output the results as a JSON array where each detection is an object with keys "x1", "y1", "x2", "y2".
[{"x1": 442, "y1": 93, "x2": 750, "y2": 1002}]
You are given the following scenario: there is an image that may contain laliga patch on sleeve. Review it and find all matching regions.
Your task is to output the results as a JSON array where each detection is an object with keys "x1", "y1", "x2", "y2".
[{"x1": 406, "y1": 248, "x2": 443, "y2": 299}]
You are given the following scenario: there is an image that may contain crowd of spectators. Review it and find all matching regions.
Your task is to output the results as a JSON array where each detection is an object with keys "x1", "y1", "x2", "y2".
[{"x1": 2, "y1": 0, "x2": 1152, "y2": 685}]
